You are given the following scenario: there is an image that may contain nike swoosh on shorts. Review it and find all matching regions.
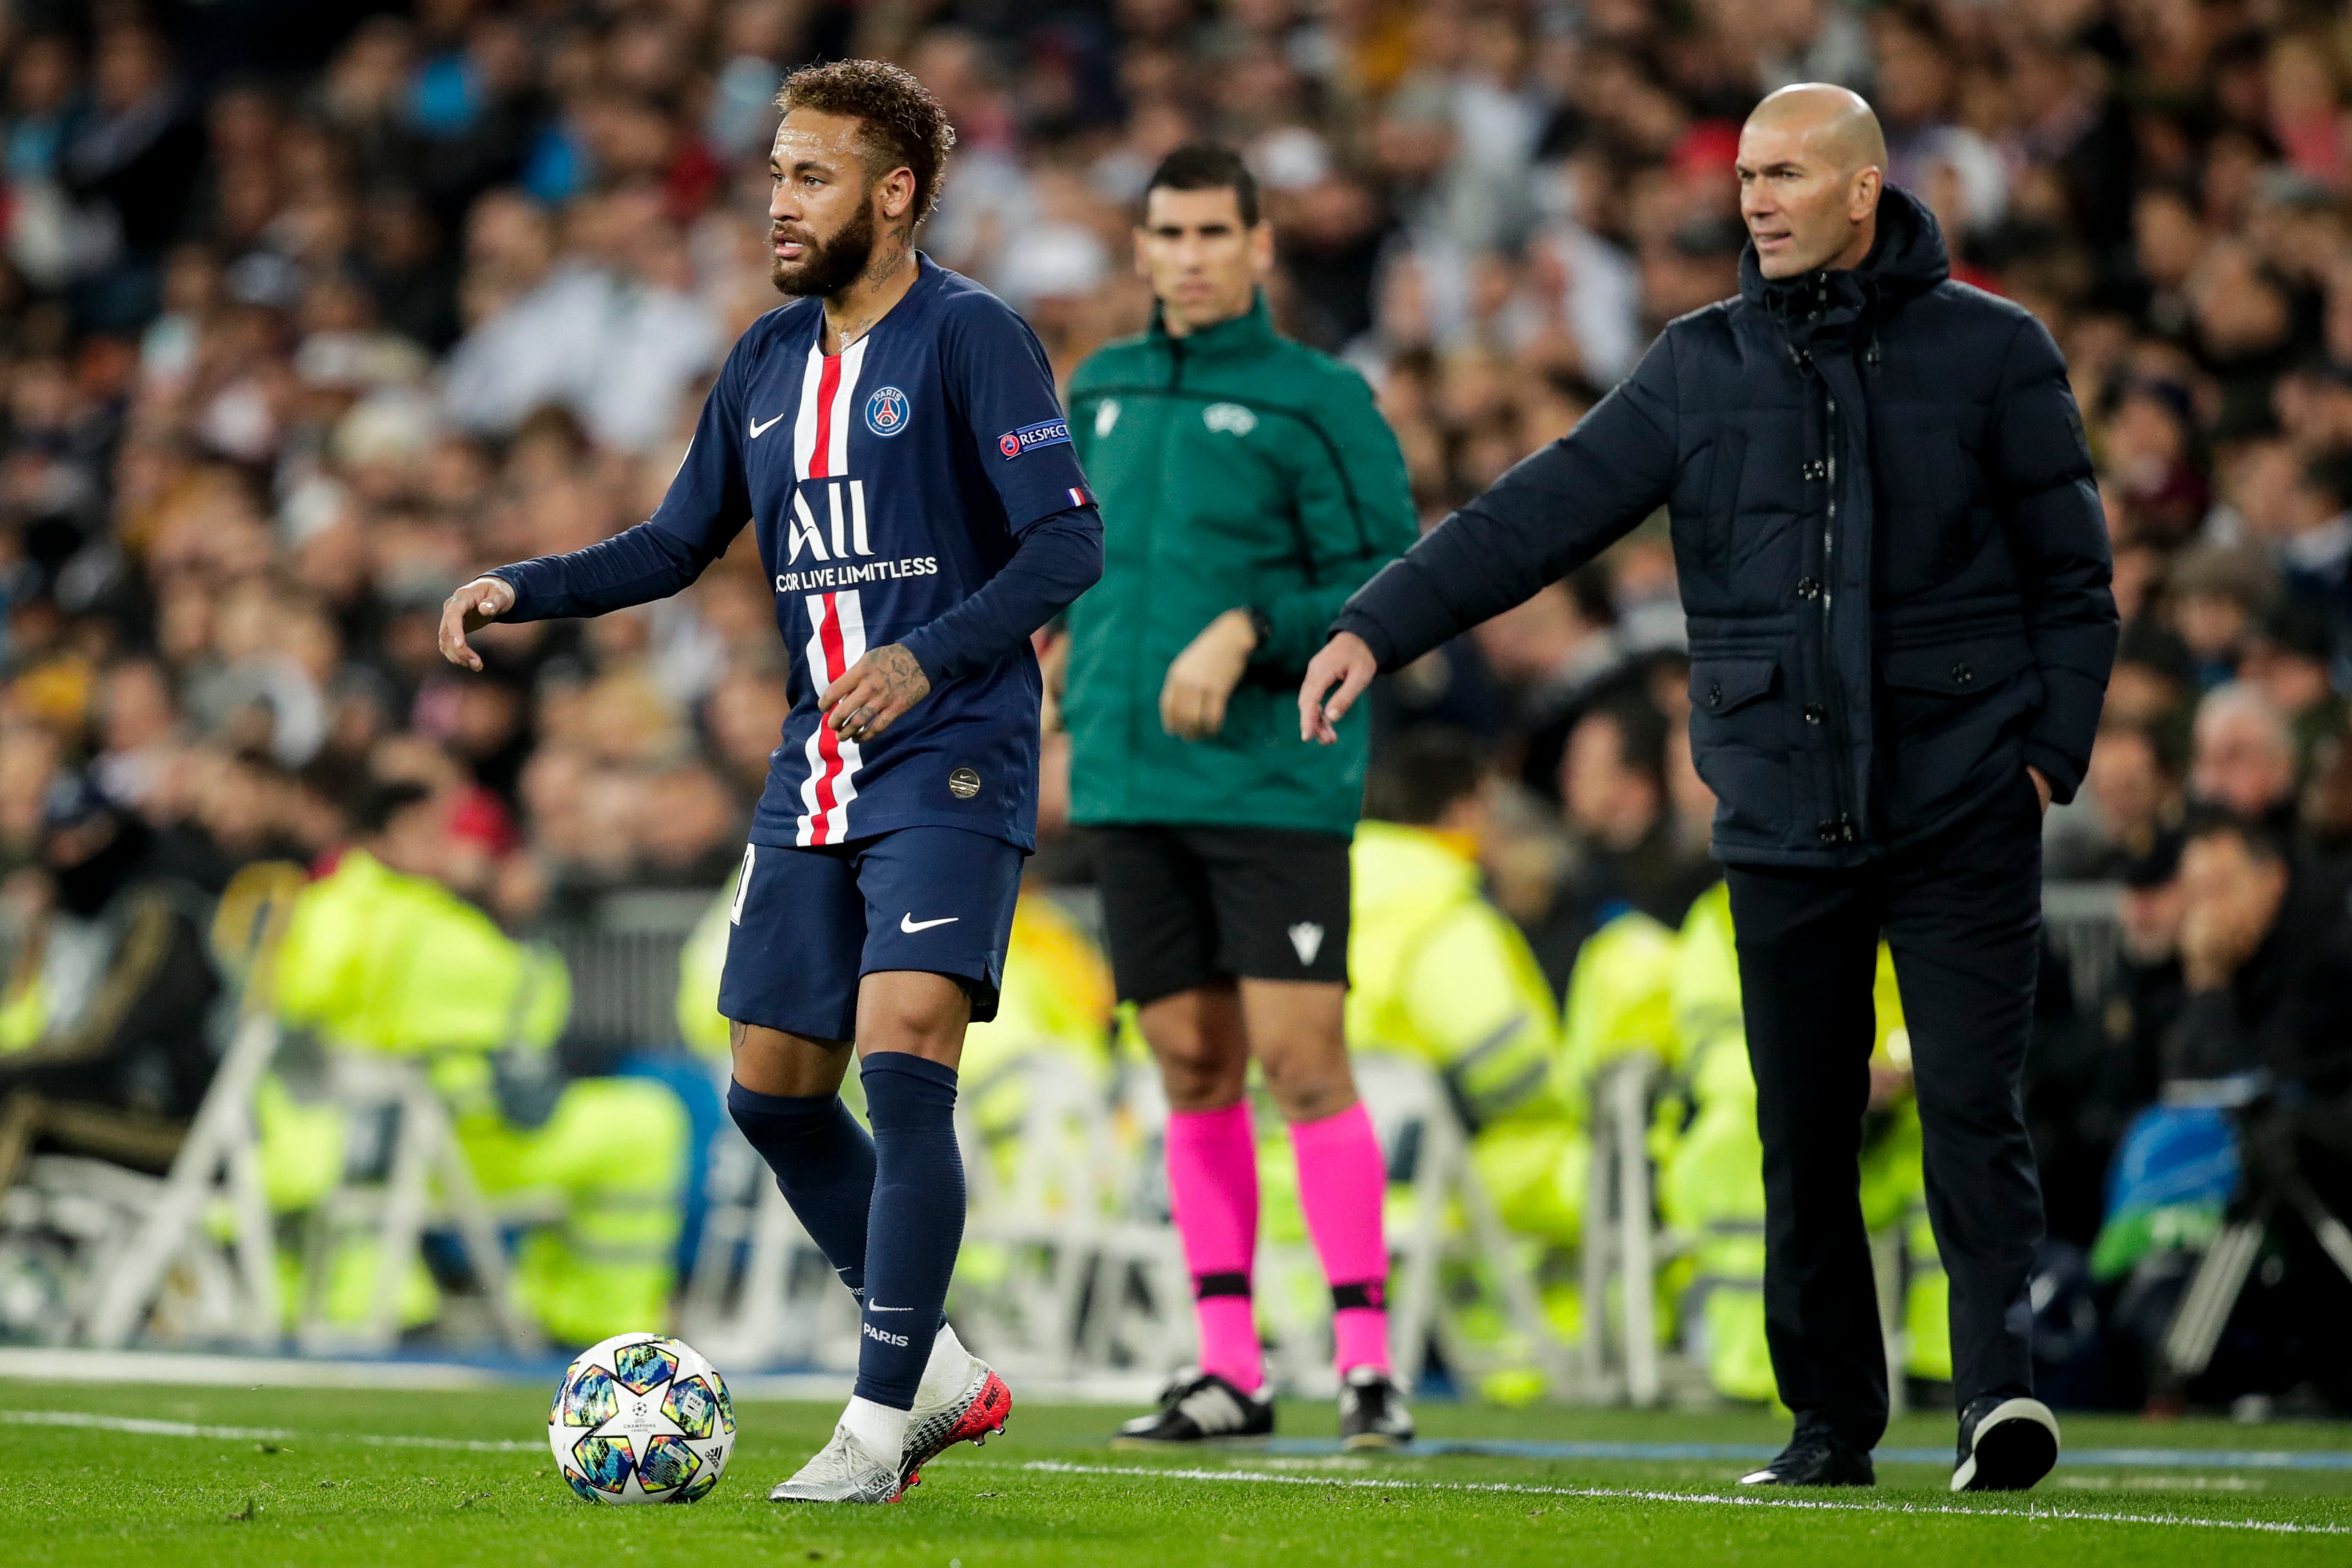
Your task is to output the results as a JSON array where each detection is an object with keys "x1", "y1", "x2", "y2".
[{"x1": 900, "y1": 914, "x2": 959, "y2": 934}]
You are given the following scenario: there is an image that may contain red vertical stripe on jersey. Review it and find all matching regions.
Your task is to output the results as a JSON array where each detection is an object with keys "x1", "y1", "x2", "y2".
[
  {"x1": 808, "y1": 353, "x2": 843, "y2": 479},
  {"x1": 807, "y1": 591, "x2": 851, "y2": 844}
]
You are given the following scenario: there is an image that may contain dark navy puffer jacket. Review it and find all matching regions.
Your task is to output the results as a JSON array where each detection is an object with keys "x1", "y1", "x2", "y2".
[{"x1": 1336, "y1": 188, "x2": 2117, "y2": 868}]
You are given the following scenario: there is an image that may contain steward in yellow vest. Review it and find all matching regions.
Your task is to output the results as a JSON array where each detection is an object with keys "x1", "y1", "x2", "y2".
[
  {"x1": 269, "y1": 782, "x2": 689, "y2": 1344},
  {"x1": 1663, "y1": 881, "x2": 1948, "y2": 1402}
]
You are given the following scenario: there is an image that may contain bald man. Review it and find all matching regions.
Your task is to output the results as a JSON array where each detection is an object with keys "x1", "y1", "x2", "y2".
[{"x1": 1306, "y1": 86, "x2": 2115, "y2": 1491}]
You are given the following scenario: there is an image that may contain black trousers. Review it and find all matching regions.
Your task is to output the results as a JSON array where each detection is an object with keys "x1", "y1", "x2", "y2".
[{"x1": 1724, "y1": 772, "x2": 2046, "y2": 1448}]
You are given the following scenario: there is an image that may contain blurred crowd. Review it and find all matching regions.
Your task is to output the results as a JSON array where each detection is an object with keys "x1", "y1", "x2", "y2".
[{"x1": 3, "y1": 0, "x2": 2352, "y2": 1401}]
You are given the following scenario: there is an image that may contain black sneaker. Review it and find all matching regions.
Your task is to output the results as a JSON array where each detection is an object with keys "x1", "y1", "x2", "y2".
[
  {"x1": 1112, "y1": 1370, "x2": 1273, "y2": 1448},
  {"x1": 1950, "y1": 1396, "x2": 2059, "y2": 1492},
  {"x1": 1737, "y1": 1433, "x2": 1876, "y2": 1487},
  {"x1": 1337, "y1": 1366, "x2": 1414, "y2": 1450}
]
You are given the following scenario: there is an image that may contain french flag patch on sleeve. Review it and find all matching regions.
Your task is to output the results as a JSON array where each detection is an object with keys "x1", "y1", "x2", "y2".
[
  {"x1": 999, "y1": 418, "x2": 1072, "y2": 458},
  {"x1": 1067, "y1": 485, "x2": 1093, "y2": 508}
]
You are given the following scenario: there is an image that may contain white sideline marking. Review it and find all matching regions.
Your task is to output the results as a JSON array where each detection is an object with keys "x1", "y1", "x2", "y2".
[
  {"x1": 0, "y1": 1348, "x2": 505, "y2": 1390},
  {"x1": 2, "y1": 1409, "x2": 537, "y2": 1452},
  {"x1": 1017, "y1": 1460, "x2": 2350, "y2": 1537}
]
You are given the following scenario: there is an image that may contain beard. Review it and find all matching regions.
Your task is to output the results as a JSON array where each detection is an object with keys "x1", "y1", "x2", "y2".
[{"x1": 771, "y1": 198, "x2": 878, "y2": 298}]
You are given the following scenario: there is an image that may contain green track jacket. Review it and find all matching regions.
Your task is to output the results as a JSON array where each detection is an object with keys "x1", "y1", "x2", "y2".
[{"x1": 1063, "y1": 295, "x2": 1415, "y2": 834}]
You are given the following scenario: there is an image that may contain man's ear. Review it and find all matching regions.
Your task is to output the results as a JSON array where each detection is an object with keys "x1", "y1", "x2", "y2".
[
  {"x1": 878, "y1": 166, "x2": 918, "y2": 224},
  {"x1": 1851, "y1": 165, "x2": 1883, "y2": 222},
  {"x1": 1249, "y1": 220, "x2": 1274, "y2": 277},
  {"x1": 1133, "y1": 226, "x2": 1153, "y2": 282}
]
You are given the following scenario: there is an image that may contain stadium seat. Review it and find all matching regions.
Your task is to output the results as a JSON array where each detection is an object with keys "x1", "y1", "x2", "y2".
[{"x1": 79, "y1": 862, "x2": 303, "y2": 1351}]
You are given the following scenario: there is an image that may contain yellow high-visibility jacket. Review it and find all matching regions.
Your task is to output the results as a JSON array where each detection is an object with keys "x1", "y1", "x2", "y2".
[{"x1": 1343, "y1": 822, "x2": 1579, "y2": 1242}]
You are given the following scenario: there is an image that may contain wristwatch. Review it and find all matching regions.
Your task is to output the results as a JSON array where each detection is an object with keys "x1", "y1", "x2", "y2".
[{"x1": 1242, "y1": 606, "x2": 1274, "y2": 651}]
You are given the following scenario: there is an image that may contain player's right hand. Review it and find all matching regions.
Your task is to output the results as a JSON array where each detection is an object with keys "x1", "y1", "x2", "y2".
[
  {"x1": 438, "y1": 576, "x2": 516, "y2": 672},
  {"x1": 1160, "y1": 609, "x2": 1257, "y2": 741},
  {"x1": 1298, "y1": 631, "x2": 1377, "y2": 745}
]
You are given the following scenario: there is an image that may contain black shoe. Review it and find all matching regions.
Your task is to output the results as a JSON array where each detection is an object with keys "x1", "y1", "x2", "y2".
[
  {"x1": 1950, "y1": 1396, "x2": 2059, "y2": 1492},
  {"x1": 1337, "y1": 1367, "x2": 1414, "y2": 1450},
  {"x1": 1737, "y1": 1433, "x2": 1875, "y2": 1487},
  {"x1": 1112, "y1": 1371, "x2": 1273, "y2": 1447}
]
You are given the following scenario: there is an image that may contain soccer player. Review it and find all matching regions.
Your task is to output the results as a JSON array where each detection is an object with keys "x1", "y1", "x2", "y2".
[
  {"x1": 1061, "y1": 145, "x2": 1418, "y2": 1447},
  {"x1": 438, "y1": 62, "x2": 1102, "y2": 1504}
]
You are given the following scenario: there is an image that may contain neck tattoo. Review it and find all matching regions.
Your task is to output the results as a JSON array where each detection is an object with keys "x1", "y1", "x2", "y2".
[{"x1": 829, "y1": 232, "x2": 911, "y2": 350}]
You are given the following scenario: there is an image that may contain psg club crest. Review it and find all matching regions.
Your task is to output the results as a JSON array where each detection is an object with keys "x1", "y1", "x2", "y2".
[{"x1": 865, "y1": 386, "x2": 910, "y2": 438}]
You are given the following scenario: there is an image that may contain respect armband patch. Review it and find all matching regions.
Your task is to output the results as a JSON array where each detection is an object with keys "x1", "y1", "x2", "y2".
[{"x1": 997, "y1": 419, "x2": 1071, "y2": 459}]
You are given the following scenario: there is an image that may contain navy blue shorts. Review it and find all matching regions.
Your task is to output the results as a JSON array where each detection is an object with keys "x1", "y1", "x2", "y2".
[{"x1": 717, "y1": 825, "x2": 1025, "y2": 1041}]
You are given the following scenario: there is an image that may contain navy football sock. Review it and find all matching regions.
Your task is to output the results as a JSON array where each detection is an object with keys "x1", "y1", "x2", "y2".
[
  {"x1": 725, "y1": 1080, "x2": 874, "y2": 1304},
  {"x1": 854, "y1": 1051, "x2": 965, "y2": 1411}
]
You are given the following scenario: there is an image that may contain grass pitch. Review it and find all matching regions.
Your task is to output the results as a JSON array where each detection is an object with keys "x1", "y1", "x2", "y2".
[{"x1": 6, "y1": 1379, "x2": 2349, "y2": 1566}]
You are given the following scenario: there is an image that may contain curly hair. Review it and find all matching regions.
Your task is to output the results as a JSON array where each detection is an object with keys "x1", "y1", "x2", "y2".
[{"x1": 775, "y1": 59, "x2": 957, "y2": 227}]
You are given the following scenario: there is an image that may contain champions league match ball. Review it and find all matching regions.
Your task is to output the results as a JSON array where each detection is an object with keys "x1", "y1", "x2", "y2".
[{"x1": 549, "y1": 1332, "x2": 735, "y2": 1504}]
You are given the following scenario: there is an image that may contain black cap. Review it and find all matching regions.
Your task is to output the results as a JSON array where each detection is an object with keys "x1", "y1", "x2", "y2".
[
  {"x1": 40, "y1": 771, "x2": 116, "y2": 835},
  {"x1": 2121, "y1": 830, "x2": 2183, "y2": 889},
  {"x1": 2256, "y1": 593, "x2": 2336, "y2": 664},
  {"x1": 2116, "y1": 617, "x2": 2195, "y2": 687}
]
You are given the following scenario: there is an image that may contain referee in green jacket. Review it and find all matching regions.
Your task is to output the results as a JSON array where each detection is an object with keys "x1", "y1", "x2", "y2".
[{"x1": 1061, "y1": 144, "x2": 1418, "y2": 1447}]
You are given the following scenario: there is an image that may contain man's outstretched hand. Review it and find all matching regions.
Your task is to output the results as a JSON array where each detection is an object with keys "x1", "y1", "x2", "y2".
[
  {"x1": 439, "y1": 576, "x2": 517, "y2": 671},
  {"x1": 821, "y1": 644, "x2": 932, "y2": 744},
  {"x1": 1298, "y1": 630, "x2": 1378, "y2": 745}
]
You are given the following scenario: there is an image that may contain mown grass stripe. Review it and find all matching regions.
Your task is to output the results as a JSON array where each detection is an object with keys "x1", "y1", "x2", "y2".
[
  {"x1": 1015, "y1": 1459, "x2": 2350, "y2": 1536},
  {"x1": 1257, "y1": 1436, "x2": 2352, "y2": 1471},
  {"x1": 0, "y1": 1409, "x2": 538, "y2": 1452}
]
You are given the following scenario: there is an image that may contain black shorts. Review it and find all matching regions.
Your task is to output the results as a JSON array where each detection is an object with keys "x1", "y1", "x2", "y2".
[{"x1": 1093, "y1": 825, "x2": 1351, "y2": 1004}]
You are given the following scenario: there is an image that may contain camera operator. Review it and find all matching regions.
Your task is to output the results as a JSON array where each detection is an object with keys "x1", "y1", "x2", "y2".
[{"x1": 2098, "y1": 811, "x2": 2352, "y2": 1407}]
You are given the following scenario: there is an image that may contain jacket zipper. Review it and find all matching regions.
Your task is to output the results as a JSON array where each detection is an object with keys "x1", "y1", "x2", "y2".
[
  {"x1": 1821, "y1": 388, "x2": 1857, "y2": 848},
  {"x1": 1123, "y1": 335, "x2": 1189, "y2": 794},
  {"x1": 1785, "y1": 283, "x2": 1862, "y2": 852}
]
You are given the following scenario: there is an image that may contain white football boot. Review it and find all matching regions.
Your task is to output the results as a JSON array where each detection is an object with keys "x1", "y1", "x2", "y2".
[{"x1": 770, "y1": 1424, "x2": 907, "y2": 1504}]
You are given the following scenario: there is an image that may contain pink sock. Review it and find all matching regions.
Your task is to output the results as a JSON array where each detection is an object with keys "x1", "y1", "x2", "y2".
[
  {"x1": 1165, "y1": 1102, "x2": 1262, "y2": 1392},
  {"x1": 1291, "y1": 1101, "x2": 1391, "y2": 1375}
]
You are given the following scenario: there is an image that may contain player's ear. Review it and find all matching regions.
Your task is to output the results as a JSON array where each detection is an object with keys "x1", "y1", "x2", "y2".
[
  {"x1": 878, "y1": 165, "x2": 917, "y2": 224},
  {"x1": 1133, "y1": 225, "x2": 1153, "y2": 281},
  {"x1": 1249, "y1": 218, "x2": 1274, "y2": 277}
]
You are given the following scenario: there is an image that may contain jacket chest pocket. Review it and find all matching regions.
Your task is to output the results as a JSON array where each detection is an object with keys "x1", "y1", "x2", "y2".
[
  {"x1": 1875, "y1": 415, "x2": 1972, "y2": 590},
  {"x1": 1676, "y1": 428, "x2": 1749, "y2": 574}
]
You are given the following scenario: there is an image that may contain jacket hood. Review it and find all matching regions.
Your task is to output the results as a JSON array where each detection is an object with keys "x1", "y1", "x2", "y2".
[{"x1": 1738, "y1": 183, "x2": 1949, "y2": 313}]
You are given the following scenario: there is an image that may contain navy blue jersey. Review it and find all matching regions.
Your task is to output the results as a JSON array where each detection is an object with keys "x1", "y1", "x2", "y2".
[{"x1": 639, "y1": 257, "x2": 1094, "y2": 851}]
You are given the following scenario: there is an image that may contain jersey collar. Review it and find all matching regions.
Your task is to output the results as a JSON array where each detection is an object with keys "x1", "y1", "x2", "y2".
[
  {"x1": 1149, "y1": 288, "x2": 1277, "y2": 356},
  {"x1": 805, "y1": 250, "x2": 945, "y2": 351}
]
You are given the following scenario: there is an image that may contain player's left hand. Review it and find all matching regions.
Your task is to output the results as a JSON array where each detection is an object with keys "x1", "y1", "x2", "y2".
[
  {"x1": 1160, "y1": 609, "x2": 1258, "y2": 740},
  {"x1": 821, "y1": 644, "x2": 931, "y2": 743}
]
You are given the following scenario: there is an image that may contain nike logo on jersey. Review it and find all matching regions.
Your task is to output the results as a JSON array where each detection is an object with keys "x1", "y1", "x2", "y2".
[
  {"x1": 749, "y1": 412, "x2": 786, "y2": 438},
  {"x1": 901, "y1": 913, "x2": 960, "y2": 933},
  {"x1": 866, "y1": 1302, "x2": 915, "y2": 1312}
]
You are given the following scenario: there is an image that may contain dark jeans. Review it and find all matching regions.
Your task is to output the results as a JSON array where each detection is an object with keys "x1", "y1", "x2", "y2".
[{"x1": 1724, "y1": 771, "x2": 2046, "y2": 1448}]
